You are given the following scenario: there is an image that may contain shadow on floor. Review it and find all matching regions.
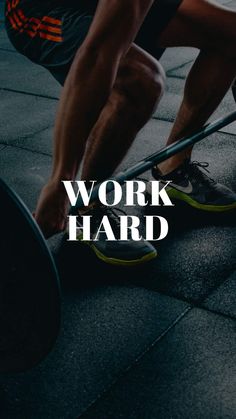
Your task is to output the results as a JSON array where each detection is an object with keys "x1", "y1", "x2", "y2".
[
  {"x1": 51, "y1": 202, "x2": 235, "y2": 304},
  {"x1": 145, "y1": 199, "x2": 236, "y2": 236}
]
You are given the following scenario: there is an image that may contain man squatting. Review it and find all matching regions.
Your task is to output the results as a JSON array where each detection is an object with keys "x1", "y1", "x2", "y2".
[{"x1": 5, "y1": 0, "x2": 236, "y2": 265}]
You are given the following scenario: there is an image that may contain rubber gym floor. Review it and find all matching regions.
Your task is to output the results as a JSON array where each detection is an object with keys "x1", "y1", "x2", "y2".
[{"x1": 0, "y1": 0, "x2": 235, "y2": 418}]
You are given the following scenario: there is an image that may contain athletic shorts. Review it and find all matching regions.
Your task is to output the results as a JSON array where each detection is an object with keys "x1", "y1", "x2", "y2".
[{"x1": 5, "y1": 0, "x2": 183, "y2": 85}]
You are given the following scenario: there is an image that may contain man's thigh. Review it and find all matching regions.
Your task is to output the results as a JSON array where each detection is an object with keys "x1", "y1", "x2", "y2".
[
  {"x1": 157, "y1": 0, "x2": 236, "y2": 51},
  {"x1": 5, "y1": 0, "x2": 96, "y2": 85},
  {"x1": 5, "y1": 0, "x2": 184, "y2": 86},
  {"x1": 135, "y1": 0, "x2": 183, "y2": 59}
]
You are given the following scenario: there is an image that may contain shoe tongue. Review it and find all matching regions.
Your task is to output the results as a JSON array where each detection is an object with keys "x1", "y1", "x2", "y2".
[{"x1": 158, "y1": 159, "x2": 188, "y2": 180}]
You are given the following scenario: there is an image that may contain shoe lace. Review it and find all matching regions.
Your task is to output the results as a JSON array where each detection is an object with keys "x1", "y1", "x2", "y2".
[{"x1": 187, "y1": 161, "x2": 215, "y2": 185}]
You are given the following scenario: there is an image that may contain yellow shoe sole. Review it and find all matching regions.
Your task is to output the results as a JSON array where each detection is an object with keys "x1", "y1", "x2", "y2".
[
  {"x1": 76, "y1": 233, "x2": 157, "y2": 266},
  {"x1": 167, "y1": 188, "x2": 236, "y2": 213}
]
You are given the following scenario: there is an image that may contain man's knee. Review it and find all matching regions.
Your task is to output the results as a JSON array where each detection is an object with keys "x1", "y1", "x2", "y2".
[
  {"x1": 135, "y1": 60, "x2": 165, "y2": 112},
  {"x1": 116, "y1": 58, "x2": 165, "y2": 121}
]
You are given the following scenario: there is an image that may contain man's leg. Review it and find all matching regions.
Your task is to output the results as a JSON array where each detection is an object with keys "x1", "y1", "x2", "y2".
[
  {"x1": 156, "y1": 0, "x2": 236, "y2": 173},
  {"x1": 35, "y1": 46, "x2": 164, "y2": 237},
  {"x1": 81, "y1": 46, "x2": 165, "y2": 181},
  {"x1": 147, "y1": 0, "x2": 236, "y2": 212}
]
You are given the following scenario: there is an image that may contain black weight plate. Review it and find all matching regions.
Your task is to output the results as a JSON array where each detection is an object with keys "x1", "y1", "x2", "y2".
[
  {"x1": 232, "y1": 82, "x2": 236, "y2": 103},
  {"x1": 0, "y1": 179, "x2": 61, "y2": 373}
]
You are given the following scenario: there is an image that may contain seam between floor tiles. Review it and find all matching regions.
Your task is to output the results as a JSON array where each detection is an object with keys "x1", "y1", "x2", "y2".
[
  {"x1": 146, "y1": 280, "x2": 236, "y2": 322},
  {"x1": 0, "y1": 87, "x2": 59, "y2": 101},
  {"x1": 0, "y1": 142, "x2": 52, "y2": 157},
  {"x1": 0, "y1": 144, "x2": 7, "y2": 152},
  {"x1": 199, "y1": 268, "x2": 236, "y2": 304},
  {"x1": 138, "y1": 258, "x2": 236, "y2": 309},
  {"x1": 79, "y1": 306, "x2": 192, "y2": 419},
  {"x1": 166, "y1": 74, "x2": 187, "y2": 80},
  {"x1": 157, "y1": 289, "x2": 236, "y2": 322},
  {"x1": 142, "y1": 287, "x2": 236, "y2": 322},
  {"x1": 25, "y1": 124, "x2": 54, "y2": 140},
  {"x1": 196, "y1": 269, "x2": 236, "y2": 322},
  {"x1": 0, "y1": 47, "x2": 16, "y2": 53},
  {"x1": 79, "y1": 302, "x2": 236, "y2": 418},
  {"x1": 0, "y1": 123, "x2": 54, "y2": 144},
  {"x1": 197, "y1": 305, "x2": 236, "y2": 322},
  {"x1": 152, "y1": 115, "x2": 174, "y2": 123},
  {"x1": 153, "y1": 115, "x2": 236, "y2": 138},
  {"x1": 145, "y1": 272, "x2": 236, "y2": 322},
  {"x1": 166, "y1": 60, "x2": 194, "y2": 76}
]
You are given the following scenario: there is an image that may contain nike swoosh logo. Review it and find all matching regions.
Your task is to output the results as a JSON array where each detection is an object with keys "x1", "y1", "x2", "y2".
[{"x1": 170, "y1": 181, "x2": 193, "y2": 194}]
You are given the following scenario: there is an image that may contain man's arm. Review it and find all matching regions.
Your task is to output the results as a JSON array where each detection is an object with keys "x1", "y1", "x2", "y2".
[{"x1": 51, "y1": 0, "x2": 154, "y2": 182}]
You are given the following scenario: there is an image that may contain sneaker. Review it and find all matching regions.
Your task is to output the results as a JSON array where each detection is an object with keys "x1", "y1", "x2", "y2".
[
  {"x1": 148, "y1": 159, "x2": 236, "y2": 212},
  {"x1": 68, "y1": 206, "x2": 157, "y2": 266}
]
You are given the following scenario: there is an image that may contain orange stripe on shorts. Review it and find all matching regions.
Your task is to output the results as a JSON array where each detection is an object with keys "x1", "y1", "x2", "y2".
[
  {"x1": 25, "y1": 29, "x2": 37, "y2": 38},
  {"x1": 8, "y1": 15, "x2": 18, "y2": 30},
  {"x1": 12, "y1": 11, "x2": 25, "y2": 27},
  {"x1": 12, "y1": 0, "x2": 20, "y2": 8},
  {"x1": 39, "y1": 32, "x2": 63, "y2": 42},
  {"x1": 42, "y1": 16, "x2": 62, "y2": 26},
  {"x1": 39, "y1": 23, "x2": 62, "y2": 35},
  {"x1": 7, "y1": 6, "x2": 63, "y2": 43}
]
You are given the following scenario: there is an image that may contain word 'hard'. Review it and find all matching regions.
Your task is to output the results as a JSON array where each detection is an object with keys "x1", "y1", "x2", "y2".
[{"x1": 67, "y1": 215, "x2": 169, "y2": 241}]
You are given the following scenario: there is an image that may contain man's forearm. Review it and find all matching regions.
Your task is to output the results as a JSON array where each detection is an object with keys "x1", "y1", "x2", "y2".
[
  {"x1": 50, "y1": 0, "x2": 154, "y2": 184},
  {"x1": 51, "y1": 48, "x2": 119, "y2": 183}
]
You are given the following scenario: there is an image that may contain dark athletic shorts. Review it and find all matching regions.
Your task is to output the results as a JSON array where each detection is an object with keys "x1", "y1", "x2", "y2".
[{"x1": 5, "y1": 0, "x2": 183, "y2": 85}]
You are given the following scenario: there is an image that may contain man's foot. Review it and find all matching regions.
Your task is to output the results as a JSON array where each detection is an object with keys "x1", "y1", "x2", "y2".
[
  {"x1": 148, "y1": 159, "x2": 236, "y2": 212},
  {"x1": 69, "y1": 206, "x2": 157, "y2": 266}
]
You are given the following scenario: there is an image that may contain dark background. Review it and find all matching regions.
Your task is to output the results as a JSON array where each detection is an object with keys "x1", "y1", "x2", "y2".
[{"x1": 0, "y1": 0, "x2": 236, "y2": 417}]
